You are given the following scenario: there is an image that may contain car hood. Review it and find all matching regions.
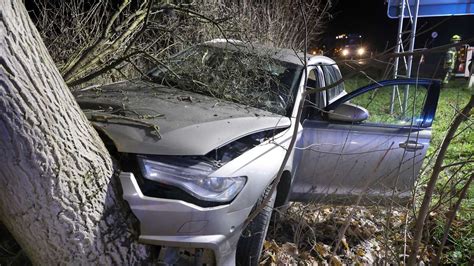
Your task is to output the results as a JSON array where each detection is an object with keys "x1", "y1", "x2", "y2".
[{"x1": 74, "y1": 80, "x2": 291, "y2": 155}]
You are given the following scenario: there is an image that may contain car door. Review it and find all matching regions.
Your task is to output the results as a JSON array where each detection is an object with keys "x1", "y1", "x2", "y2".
[{"x1": 291, "y1": 79, "x2": 441, "y2": 205}]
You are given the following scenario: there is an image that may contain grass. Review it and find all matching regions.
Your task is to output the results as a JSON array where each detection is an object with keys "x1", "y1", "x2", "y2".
[{"x1": 425, "y1": 80, "x2": 473, "y2": 264}]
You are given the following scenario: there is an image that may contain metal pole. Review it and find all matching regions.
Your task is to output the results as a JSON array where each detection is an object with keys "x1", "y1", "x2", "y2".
[
  {"x1": 403, "y1": 0, "x2": 420, "y2": 116},
  {"x1": 390, "y1": 0, "x2": 407, "y2": 114}
]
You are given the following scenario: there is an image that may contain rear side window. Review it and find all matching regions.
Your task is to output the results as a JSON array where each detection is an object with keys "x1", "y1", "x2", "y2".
[{"x1": 322, "y1": 65, "x2": 344, "y2": 103}]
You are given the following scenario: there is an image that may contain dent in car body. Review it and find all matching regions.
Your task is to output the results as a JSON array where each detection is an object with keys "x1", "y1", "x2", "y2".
[{"x1": 74, "y1": 80, "x2": 291, "y2": 155}]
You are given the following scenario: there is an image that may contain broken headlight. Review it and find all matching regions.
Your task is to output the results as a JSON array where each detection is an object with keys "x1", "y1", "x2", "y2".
[{"x1": 138, "y1": 156, "x2": 246, "y2": 202}]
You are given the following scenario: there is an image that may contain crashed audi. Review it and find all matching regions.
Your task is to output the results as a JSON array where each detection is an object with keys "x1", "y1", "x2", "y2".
[{"x1": 74, "y1": 40, "x2": 440, "y2": 265}]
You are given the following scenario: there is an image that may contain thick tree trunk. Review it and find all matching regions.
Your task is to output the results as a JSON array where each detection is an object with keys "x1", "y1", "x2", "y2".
[{"x1": 0, "y1": 0, "x2": 152, "y2": 264}]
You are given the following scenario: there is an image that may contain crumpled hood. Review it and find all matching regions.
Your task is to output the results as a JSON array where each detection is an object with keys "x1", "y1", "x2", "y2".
[{"x1": 74, "y1": 80, "x2": 290, "y2": 155}]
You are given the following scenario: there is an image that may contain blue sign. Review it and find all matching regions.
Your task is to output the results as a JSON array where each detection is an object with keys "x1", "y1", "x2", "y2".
[{"x1": 388, "y1": 0, "x2": 474, "y2": 18}]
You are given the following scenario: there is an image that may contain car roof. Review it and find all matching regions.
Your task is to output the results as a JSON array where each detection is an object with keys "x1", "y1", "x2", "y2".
[{"x1": 203, "y1": 39, "x2": 336, "y2": 67}]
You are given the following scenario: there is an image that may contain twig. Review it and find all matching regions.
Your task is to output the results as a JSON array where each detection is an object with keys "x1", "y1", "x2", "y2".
[{"x1": 432, "y1": 172, "x2": 473, "y2": 265}]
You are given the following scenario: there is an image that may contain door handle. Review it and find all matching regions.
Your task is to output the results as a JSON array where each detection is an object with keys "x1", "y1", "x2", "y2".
[{"x1": 399, "y1": 140, "x2": 424, "y2": 151}]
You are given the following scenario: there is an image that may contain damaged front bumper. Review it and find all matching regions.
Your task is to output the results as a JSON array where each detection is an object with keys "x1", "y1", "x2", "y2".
[{"x1": 119, "y1": 172, "x2": 251, "y2": 265}]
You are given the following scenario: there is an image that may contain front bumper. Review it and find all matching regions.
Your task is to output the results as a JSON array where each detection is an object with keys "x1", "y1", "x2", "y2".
[{"x1": 120, "y1": 172, "x2": 251, "y2": 265}]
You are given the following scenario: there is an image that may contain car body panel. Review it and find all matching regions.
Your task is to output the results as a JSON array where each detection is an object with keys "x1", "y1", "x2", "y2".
[
  {"x1": 120, "y1": 172, "x2": 242, "y2": 265},
  {"x1": 290, "y1": 79, "x2": 440, "y2": 204},
  {"x1": 75, "y1": 80, "x2": 290, "y2": 155},
  {"x1": 92, "y1": 116, "x2": 290, "y2": 156},
  {"x1": 119, "y1": 121, "x2": 295, "y2": 264},
  {"x1": 201, "y1": 40, "x2": 308, "y2": 66},
  {"x1": 291, "y1": 122, "x2": 431, "y2": 203}
]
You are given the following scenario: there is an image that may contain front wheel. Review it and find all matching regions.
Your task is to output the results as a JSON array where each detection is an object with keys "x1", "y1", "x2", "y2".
[{"x1": 236, "y1": 185, "x2": 276, "y2": 266}]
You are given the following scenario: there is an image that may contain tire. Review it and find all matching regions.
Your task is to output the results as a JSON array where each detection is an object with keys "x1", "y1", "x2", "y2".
[{"x1": 236, "y1": 185, "x2": 276, "y2": 266}]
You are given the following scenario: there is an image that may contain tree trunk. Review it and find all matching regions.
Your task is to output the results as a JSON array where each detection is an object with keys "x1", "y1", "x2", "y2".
[{"x1": 0, "y1": 0, "x2": 153, "y2": 264}]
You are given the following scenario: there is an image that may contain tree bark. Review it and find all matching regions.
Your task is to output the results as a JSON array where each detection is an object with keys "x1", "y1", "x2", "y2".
[{"x1": 0, "y1": 0, "x2": 153, "y2": 264}]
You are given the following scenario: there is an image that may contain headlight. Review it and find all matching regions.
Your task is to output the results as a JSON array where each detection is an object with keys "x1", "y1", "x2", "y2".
[
  {"x1": 341, "y1": 49, "x2": 349, "y2": 56},
  {"x1": 138, "y1": 156, "x2": 246, "y2": 202},
  {"x1": 357, "y1": 47, "x2": 365, "y2": 56}
]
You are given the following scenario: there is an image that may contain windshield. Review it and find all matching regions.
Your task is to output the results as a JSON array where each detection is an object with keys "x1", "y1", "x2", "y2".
[{"x1": 149, "y1": 45, "x2": 302, "y2": 115}]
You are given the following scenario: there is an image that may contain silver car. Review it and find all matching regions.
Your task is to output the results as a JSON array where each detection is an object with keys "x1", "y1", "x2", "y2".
[{"x1": 75, "y1": 40, "x2": 440, "y2": 265}]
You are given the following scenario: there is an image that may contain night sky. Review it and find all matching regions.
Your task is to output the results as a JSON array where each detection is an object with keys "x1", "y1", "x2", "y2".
[{"x1": 324, "y1": 0, "x2": 474, "y2": 53}]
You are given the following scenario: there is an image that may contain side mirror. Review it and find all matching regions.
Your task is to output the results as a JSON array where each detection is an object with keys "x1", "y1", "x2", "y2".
[{"x1": 326, "y1": 103, "x2": 369, "y2": 123}]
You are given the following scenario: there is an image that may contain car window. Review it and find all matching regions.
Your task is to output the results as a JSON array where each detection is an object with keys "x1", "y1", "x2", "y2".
[
  {"x1": 321, "y1": 65, "x2": 344, "y2": 104},
  {"x1": 344, "y1": 84, "x2": 428, "y2": 127}
]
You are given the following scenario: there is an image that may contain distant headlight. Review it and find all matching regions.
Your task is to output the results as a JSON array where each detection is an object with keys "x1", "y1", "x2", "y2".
[
  {"x1": 342, "y1": 49, "x2": 349, "y2": 56},
  {"x1": 357, "y1": 47, "x2": 366, "y2": 56},
  {"x1": 138, "y1": 156, "x2": 246, "y2": 202}
]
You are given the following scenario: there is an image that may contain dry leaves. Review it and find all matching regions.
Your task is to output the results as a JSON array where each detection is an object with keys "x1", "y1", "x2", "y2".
[{"x1": 263, "y1": 203, "x2": 413, "y2": 265}]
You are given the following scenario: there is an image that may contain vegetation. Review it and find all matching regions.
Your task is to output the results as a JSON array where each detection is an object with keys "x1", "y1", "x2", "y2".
[
  {"x1": 31, "y1": 0, "x2": 331, "y2": 88},
  {"x1": 419, "y1": 80, "x2": 473, "y2": 264},
  {"x1": 1, "y1": 0, "x2": 472, "y2": 264}
]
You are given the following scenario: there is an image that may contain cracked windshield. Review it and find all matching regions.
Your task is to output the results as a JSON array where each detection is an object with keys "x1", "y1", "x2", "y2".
[{"x1": 150, "y1": 45, "x2": 302, "y2": 115}]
